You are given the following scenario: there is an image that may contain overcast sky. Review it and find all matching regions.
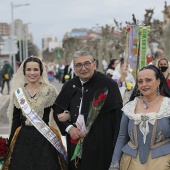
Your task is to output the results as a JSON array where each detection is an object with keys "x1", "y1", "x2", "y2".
[{"x1": 0, "y1": 0, "x2": 165, "y2": 50}]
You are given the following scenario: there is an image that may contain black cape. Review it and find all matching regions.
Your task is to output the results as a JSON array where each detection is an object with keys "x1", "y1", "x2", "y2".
[{"x1": 54, "y1": 71, "x2": 123, "y2": 170}]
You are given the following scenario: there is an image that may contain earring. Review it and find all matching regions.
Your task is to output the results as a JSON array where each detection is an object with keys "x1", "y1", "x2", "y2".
[
  {"x1": 157, "y1": 86, "x2": 160, "y2": 96},
  {"x1": 137, "y1": 88, "x2": 141, "y2": 97},
  {"x1": 139, "y1": 91, "x2": 142, "y2": 97}
]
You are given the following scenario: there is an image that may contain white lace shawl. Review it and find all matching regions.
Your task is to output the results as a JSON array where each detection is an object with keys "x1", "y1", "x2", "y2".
[
  {"x1": 7, "y1": 56, "x2": 58, "y2": 132},
  {"x1": 122, "y1": 97, "x2": 170, "y2": 143},
  {"x1": 13, "y1": 84, "x2": 57, "y2": 125}
]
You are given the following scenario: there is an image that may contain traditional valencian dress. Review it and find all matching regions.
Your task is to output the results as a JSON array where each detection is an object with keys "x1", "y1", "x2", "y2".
[
  {"x1": 2, "y1": 83, "x2": 67, "y2": 170},
  {"x1": 1, "y1": 56, "x2": 68, "y2": 170},
  {"x1": 111, "y1": 97, "x2": 170, "y2": 170}
]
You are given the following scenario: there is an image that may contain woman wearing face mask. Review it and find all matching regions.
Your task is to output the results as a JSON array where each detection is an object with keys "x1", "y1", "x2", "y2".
[{"x1": 158, "y1": 58, "x2": 170, "y2": 88}]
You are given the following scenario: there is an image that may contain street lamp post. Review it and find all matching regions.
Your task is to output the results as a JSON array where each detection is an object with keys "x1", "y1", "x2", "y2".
[
  {"x1": 11, "y1": 2, "x2": 30, "y2": 72},
  {"x1": 18, "y1": 23, "x2": 22, "y2": 62},
  {"x1": 23, "y1": 23, "x2": 31, "y2": 60}
]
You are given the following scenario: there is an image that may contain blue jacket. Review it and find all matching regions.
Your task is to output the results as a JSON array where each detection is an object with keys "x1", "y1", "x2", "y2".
[{"x1": 112, "y1": 97, "x2": 170, "y2": 166}]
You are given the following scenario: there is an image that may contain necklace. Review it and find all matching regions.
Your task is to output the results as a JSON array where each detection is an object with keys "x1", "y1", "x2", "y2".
[
  {"x1": 26, "y1": 84, "x2": 40, "y2": 97},
  {"x1": 142, "y1": 95, "x2": 160, "y2": 109}
]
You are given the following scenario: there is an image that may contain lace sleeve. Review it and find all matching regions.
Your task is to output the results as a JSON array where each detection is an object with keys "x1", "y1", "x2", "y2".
[{"x1": 109, "y1": 161, "x2": 120, "y2": 170}]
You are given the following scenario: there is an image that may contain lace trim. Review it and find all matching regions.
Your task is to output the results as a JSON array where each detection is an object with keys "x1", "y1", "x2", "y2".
[
  {"x1": 122, "y1": 97, "x2": 170, "y2": 119},
  {"x1": 122, "y1": 97, "x2": 170, "y2": 144},
  {"x1": 12, "y1": 84, "x2": 57, "y2": 125},
  {"x1": 109, "y1": 161, "x2": 120, "y2": 170}
]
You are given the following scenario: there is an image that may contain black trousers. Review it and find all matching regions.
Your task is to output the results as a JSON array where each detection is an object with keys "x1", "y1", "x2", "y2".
[{"x1": 1, "y1": 79, "x2": 10, "y2": 94}]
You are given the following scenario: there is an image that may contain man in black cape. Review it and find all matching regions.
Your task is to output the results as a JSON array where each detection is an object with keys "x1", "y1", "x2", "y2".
[{"x1": 54, "y1": 50, "x2": 123, "y2": 170}]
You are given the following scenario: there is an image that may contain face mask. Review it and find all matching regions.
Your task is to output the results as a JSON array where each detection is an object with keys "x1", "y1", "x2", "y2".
[{"x1": 159, "y1": 66, "x2": 168, "y2": 72}]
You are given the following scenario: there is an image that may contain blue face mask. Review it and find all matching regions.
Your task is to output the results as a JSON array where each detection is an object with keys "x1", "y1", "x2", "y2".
[{"x1": 159, "y1": 66, "x2": 168, "y2": 72}]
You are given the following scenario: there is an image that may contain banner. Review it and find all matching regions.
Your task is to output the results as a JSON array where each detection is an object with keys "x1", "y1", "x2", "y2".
[
  {"x1": 137, "y1": 26, "x2": 150, "y2": 71},
  {"x1": 128, "y1": 25, "x2": 139, "y2": 69}
]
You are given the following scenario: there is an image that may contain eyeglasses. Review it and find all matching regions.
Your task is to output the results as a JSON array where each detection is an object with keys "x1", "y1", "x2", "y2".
[{"x1": 74, "y1": 61, "x2": 93, "y2": 70}]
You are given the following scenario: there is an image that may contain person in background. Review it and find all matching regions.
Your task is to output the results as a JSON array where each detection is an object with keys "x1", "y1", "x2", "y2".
[
  {"x1": 102, "y1": 58, "x2": 108, "y2": 73},
  {"x1": 2, "y1": 56, "x2": 67, "y2": 170},
  {"x1": 1, "y1": 61, "x2": 13, "y2": 95},
  {"x1": 112, "y1": 59, "x2": 135, "y2": 105},
  {"x1": 109, "y1": 65, "x2": 170, "y2": 170},
  {"x1": 150, "y1": 49, "x2": 164, "y2": 66},
  {"x1": 106, "y1": 59, "x2": 119, "y2": 77},
  {"x1": 54, "y1": 50, "x2": 122, "y2": 170},
  {"x1": 47, "y1": 62, "x2": 56, "y2": 81},
  {"x1": 67, "y1": 60, "x2": 76, "y2": 80},
  {"x1": 95, "y1": 58, "x2": 99, "y2": 69},
  {"x1": 58, "y1": 62, "x2": 65, "y2": 83},
  {"x1": 62, "y1": 60, "x2": 70, "y2": 84},
  {"x1": 158, "y1": 58, "x2": 170, "y2": 88},
  {"x1": 16, "y1": 61, "x2": 22, "y2": 71}
]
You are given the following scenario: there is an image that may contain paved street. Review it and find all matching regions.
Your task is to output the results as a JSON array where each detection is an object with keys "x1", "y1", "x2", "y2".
[{"x1": 0, "y1": 79, "x2": 63, "y2": 138}]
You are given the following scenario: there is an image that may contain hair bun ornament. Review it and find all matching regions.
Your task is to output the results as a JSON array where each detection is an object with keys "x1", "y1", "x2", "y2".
[
  {"x1": 30, "y1": 55, "x2": 42, "y2": 61},
  {"x1": 30, "y1": 55, "x2": 36, "y2": 58}
]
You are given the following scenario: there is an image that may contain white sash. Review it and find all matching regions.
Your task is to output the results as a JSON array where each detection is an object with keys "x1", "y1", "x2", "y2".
[{"x1": 15, "y1": 87, "x2": 67, "y2": 163}]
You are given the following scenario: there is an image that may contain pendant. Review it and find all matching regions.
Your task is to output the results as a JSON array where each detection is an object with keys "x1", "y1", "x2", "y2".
[{"x1": 143, "y1": 101, "x2": 148, "y2": 109}]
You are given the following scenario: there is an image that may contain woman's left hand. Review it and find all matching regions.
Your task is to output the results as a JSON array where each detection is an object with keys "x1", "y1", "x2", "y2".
[{"x1": 57, "y1": 112, "x2": 70, "y2": 122}]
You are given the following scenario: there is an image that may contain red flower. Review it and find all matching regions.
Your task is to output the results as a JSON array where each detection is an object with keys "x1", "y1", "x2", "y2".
[
  {"x1": 98, "y1": 93, "x2": 107, "y2": 102},
  {"x1": 92, "y1": 93, "x2": 107, "y2": 107},
  {"x1": 126, "y1": 27, "x2": 130, "y2": 32},
  {"x1": 0, "y1": 151, "x2": 5, "y2": 158},
  {"x1": 0, "y1": 138, "x2": 5, "y2": 144},
  {"x1": 93, "y1": 99, "x2": 99, "y2": 107},
  {"x1": 0, "y1": 143, "x2": 5, "y2": 150},
  {"x1": 4, "y1": 145, "x2": 8, "y2": 151},
  {"x1": 0, "y1": 137, "x2": 9, "y2": 159}
]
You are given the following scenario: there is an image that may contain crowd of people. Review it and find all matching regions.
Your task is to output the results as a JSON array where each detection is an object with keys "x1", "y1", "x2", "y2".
[
  {"x1": 44, "y1": 61, "x2": 75, "y2": 84},
  {"x1": 1, "y1": 48, "x2": 170, "y2": 170}
]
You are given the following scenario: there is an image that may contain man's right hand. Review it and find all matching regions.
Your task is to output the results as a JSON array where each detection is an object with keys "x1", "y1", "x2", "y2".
[
  {"x1": 69, "y1": 127, "x2": 84, "y2": 140},
  {"x1": 57, "y1": 112, "x2": 70, "y2": 122}
]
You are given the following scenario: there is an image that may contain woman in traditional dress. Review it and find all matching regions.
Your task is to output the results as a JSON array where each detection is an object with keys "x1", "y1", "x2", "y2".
[
  {"x1": 106, "y1": 59, "x2": 119, "y2": 77},
  {"x1": 112, "y1": 60, "x2": 135, "y2": 105},
  {"x1": 109, "y1": 65, "x2": 170, "y2": 170},
  {"x1": 157, "y1": 58, "x2": 170, "y2": 88},
  {"x1": 2, "y1": 56, "x2": 68, "y2": 170}
]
